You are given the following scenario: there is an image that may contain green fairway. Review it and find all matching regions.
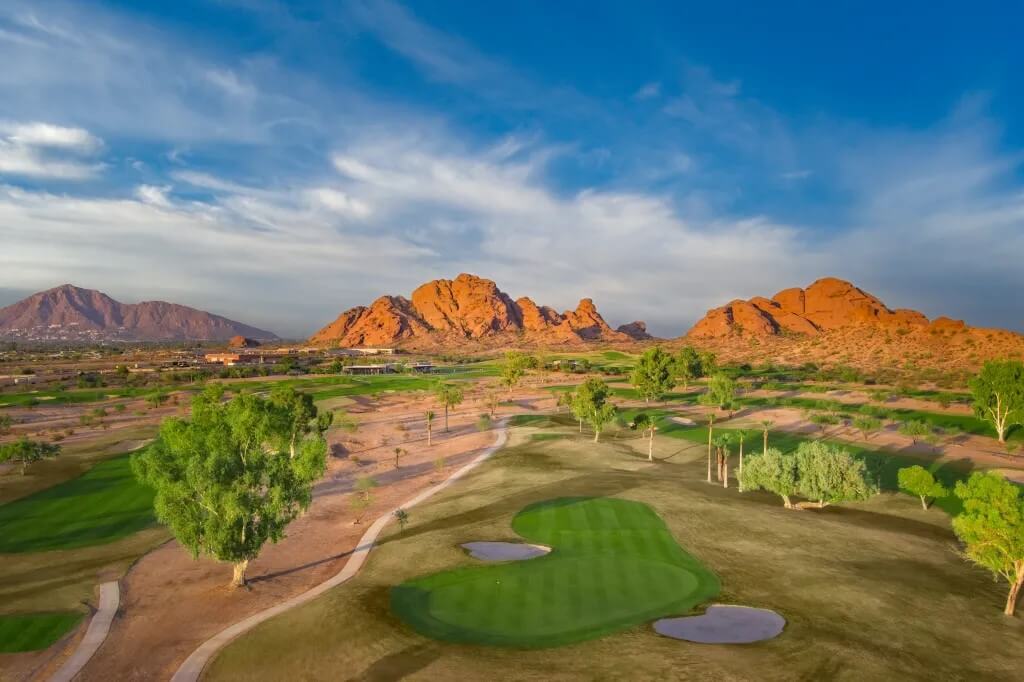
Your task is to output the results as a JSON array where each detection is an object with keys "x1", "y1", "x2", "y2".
[
  {"x1": 0, "y1": 612, "x2": 83, "y2": 652},
  {"x1": 391, "y1": 497, "x2": 719, "y2": 648},
  {"x1": 0, "y1": 454, "x2": 155, "y2": 553}
]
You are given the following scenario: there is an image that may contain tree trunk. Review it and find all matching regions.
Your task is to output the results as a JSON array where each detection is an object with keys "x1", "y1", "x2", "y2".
[
  {"x1": 763, "y1": 429, "x2": 768, "y2": 454},
  {"x1": 706, "y1": 415, "x2": 714, "y2": 483},
  {"x1": 427, "y1": 421, "x2": 432, "y2": 446},
  {"x1": 1005, "y1": 568, "x2": 1023, "y2": 616},
  {"x1": 722, "y1": 458, "x2": 728, "y2": 489},
  {"x1": 648, "y1": 430, "x2": 654, "y2": 461},
  {"x1": 231, "y1": 560, "x2": 249, "y2": 588},
  {"x1": 781, "y1": 495, "x2": 792, "y2": 509},
  {"x1": 920, "y1": 495, "x2": 929, "y2": 510},
  {"x1": 593, "y1": 428, "x2": 600, "y2": 443},
  {"x1": 444, "y1": 405, "x2": 449, "y2": 432},
  {"x1": 578, "y1": 418, "x2": 582, "y2": 433}
]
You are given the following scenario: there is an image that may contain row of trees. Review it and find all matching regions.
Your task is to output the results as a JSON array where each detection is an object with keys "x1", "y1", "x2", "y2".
[
  {"x1": 0, "y1": 438, "x2": 61, "y2": 475},
  {"x1": 629, "y1": 346, "x2": 718, "y2": 403},
  {"x1": 739, "y1": 441, "x2": 876, "y2": 509}
]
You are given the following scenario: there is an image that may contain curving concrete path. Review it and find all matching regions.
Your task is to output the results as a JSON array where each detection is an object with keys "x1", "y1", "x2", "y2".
[
  {"x1": 171, "y1": 421, "x2": 509, "y2": 682},
  {"x1": 50, "y1": 581, "x2": 120, "y2": 682}
]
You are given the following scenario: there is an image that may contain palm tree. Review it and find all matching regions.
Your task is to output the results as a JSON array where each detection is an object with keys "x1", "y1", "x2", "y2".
[
  {"x1": 706, "y1": 413, "x2": 715, "y2": 483},
  {"x1": 760, "y1": 419, "x2": 774, "y2": 454},
  {"x1": 632, "y1": 413, "x2": 657, "y2": 461},
  {"x1": 425, "y1": 410, "x2": 435, "y2": 446}
]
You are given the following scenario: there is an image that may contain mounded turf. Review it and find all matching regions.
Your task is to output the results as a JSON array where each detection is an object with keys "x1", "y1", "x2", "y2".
[
  {"x1": 390, "y1": 496, "x2": 719, "y2": 648},
  {"x1": 0, "y1": 454, "x2": 155, "y2": 553},
  {"x1": 0, "y1": 612, "x2": 83, "y2": 652}
]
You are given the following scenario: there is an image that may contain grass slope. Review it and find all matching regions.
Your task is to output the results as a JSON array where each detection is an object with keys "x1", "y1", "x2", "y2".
[
  {"x1": 0, "y1": 612, "x2": 83, "y2": 653},
  {"x1": 391, "y1": 497, "x2": 718, "y2": 648},
  {"x1": 0, "y1": 454, "x2": 155, "y2": 553}
]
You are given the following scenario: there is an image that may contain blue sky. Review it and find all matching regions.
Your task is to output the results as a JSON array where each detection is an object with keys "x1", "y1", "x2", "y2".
[{"x1": 2, "y1": 0, "x2": 1022, "y2": 337}]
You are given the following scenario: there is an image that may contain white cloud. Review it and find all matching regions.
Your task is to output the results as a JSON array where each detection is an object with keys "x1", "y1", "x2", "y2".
[
  {"x1": 0, "y1": 122, "x2": 104, "y2": 180},
  {"x1": 633, "y1": 82, "x2": 661, "y2": 100},
  {"x1": 134, "y1": 184, "x2": 173, "y2": 208}
]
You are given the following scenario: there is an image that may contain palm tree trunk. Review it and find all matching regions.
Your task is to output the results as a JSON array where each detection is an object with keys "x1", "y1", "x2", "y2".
[
  {"x1": 444, "y1": 405, "x2": 449, "y2": 432},
  {"x1": 648, "y1": 429, "x2": 654, "y2": 461}
]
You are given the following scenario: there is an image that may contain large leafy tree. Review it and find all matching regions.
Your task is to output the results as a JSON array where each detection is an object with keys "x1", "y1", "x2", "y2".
[
  {"x1": 952, "y1": 472, "x2": 1024, "y2": 616},
  {"x1": 500, "y1": 351, "x2": 534, "y2": 393},
  {"x1": 433, "y1": 382, "x2": 464, "y2": 432},
  {"x1": 132, "y1": 386, "x2": 328, "y2": 587},
  {"x1": 269, "y1": 385, "x2": 333, "y2": 458},
  {"x1": 897, "y1": 465, "x2": 948, "y2": 510},
  {"x1": 672, "y1": 346, "x2": 703, "y2": 390},
  {"x1": 630, "y1": 347, "x2": 675, "y2": 403},
  {"x1": 739, "y1": 447, "x2": 799, "y2": 508},
  {"x1": 0, "y1": 438, "x2": 60, "y2": 475},
  {"x1": 793, "y1": 441, "x2": 875, "y2": 509},
  {"x1": 572, "y1": 378, "x2": 617, "y2": 442},
  {"x1": 970, "y1": 360, "x2": 1024, "y2": 443},
  {"x1": 699, "y1": 373, "x2": 738, "y2": 414}
]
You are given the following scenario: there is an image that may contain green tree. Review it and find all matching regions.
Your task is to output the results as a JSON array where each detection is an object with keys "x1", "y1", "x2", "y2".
[
  {"x1": 793, "y1": 441, "x2": 875, "y2": 509},
  {"x1": 484, "y1": 389, "x2": 500, "y2": 418},
  {"x1": 0, "y1": 414, "x2": 13, "y2": 435},
  {"x1": 630, "y1": 347, "x2": 675, "y2": 403},
  {"x1": 631, "y1": 412, "x2": 657, "y2": 461},
  {"x1": 699, "y1": 373, "x2": 738, "y2": 414},
  {"x1": 394, "y1": 508, "x2": 409, "y2": 531},
  {"x1": 269, "y1": 386, "x2": 332, "y2": 459},
  {"x1": 739, "y1": 447, "x2": 799, "y2": 508},
  {"x1": 672, "y1": 346, "x2": 703, "y2": 390},
  {"x1": 898, "y1": 419, "x2": 932, "y2": 445},
  {"x1": 146, "y1": 392, "x2": 170, "y2": 409},
  {"x1": 699, "y1": 351, "x2": 718, "y2": 376},
  {"x1": 572, "y1": 378, "x2": 617, "y2": 442},
  {"x1": 898, "y1": 465, "x2": 948, "y2": 510},
  {"x1": 853, "y1": 415, "x2": 883, "y2": 441},
  {"x1": 131, "y1": 386, "x2": 327, "y2": 587},
  {"x1": 434, "y1": 383, "x2": 464, "y2": 432},
  {"x1": 970, "y1": 360, "x2": 1024, "y2": 443},
  {"x1": 500, "y1": 351, "x2": 532, "y2": 393},
  {"x1": 952, "y1": 472, "x2": 1024, "y2": 616},
  {"x1": 0, "y1": 438, "x2": 60, "y2": 475}
]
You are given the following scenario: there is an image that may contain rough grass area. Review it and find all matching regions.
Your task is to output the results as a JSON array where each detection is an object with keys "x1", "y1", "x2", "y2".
[
  {"x1": 391, "y1": 497, "x2": 718, "y2": 647},
  {"x1": 0, "y1": 454, "x2": 155, "y2": 553},
  {"x1": 207, "y1": 418, "x2": 1024, "y2": 681},
  {"x1": 0, "y1": 612, "x2": 83, "y2": 653}
]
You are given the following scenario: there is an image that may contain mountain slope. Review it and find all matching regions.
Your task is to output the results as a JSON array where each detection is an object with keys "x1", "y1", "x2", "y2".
[
  {"x1": 310, "y1": 273, "x2": 644, "y2": 348},
  {"x1": 0, "y1": 284, "x2": 278, "y2": 342}
]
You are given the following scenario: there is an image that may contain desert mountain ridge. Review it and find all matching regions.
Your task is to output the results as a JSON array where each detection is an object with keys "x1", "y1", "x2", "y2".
[
  {"x1": 682, "y1": 277, "x2": 1024, "y2": 373},
  {"x1": 0, "y1": 284, "x2": 278, "y2": 342},
  {"x1": 310, "y1": 273, "x2": 649, "y2": 348}
]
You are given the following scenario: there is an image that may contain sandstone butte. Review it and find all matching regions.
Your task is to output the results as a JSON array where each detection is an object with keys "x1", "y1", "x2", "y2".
[
  {"x1": 309, "y1": 273, "x2": 650, "y2": 348},
  {"x1": 687, "y1": 277, "x2": 968, "y2": 338}
]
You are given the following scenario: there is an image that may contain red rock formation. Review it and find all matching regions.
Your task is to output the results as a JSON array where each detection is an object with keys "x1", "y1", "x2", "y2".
[
  {"x1": 310, "y1": 274, "x2": 641, "y2": 347},
  {"x1": 0, "y1": 284, "x2": 277, "y2": 341},
  {"x1": 227, "y1": 335, "x2": 261, "y2": 348},
  {"x1": 688, "y1": 277, "x2": 932, "y2": 339},
  {"x1": 616, "y1": 321, "x2": 653, "y2": 340}
]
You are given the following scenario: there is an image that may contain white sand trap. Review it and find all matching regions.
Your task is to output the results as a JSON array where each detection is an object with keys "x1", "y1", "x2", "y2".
[
  {"x1": 670, "y1": 416, "x2": 696, "y2": 426},
  {"x1": 654, "y1": 605, "x2": 785, "y2": 644},
  {"x1": 461, "y1": 542, "x2": 551, "y2": 561}
]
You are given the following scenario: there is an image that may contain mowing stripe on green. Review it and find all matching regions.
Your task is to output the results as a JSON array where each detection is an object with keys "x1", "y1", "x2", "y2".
[{"x1": 0, "y1": 612, "x2": 83, "y2": 652}]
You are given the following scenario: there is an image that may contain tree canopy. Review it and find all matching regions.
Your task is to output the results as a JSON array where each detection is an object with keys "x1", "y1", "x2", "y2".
[
  {"x1": 630, "y1": 347, "x2": 675, "y2": 403},
  {"x1": 897, "y1": 465, "x2": 948, "y2": 510},
  {"x1": 970, "y1": 360, "x2": 1024, "y2": 443},
  {"x1": 131, "y1": 385, "x2": 328, "y2": 587},
  {"x1": 500, "y1": 351, "x2": 534, "y2": 392},
  {"x1": 0, "y1": 438, "x2": 60, "y2": 475},
  {"x1": 739, "y1": 447, "x2": 798, "y2": 508},
  {"x1": 699, "y1": 373, "x2": 738, "y2": 413},
  {"x1": 571, "y1": 378, "x2": 617, "y2": 442},
  {"x1": 952, "y1": 472, "x2": 1024, "y2": 616},
  {"x1": 794, "y1": 441, "x2": 875, "y2": 509}
]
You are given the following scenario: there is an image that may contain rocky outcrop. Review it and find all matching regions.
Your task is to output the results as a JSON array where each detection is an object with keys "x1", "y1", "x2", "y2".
[
  {"x1": 227, "y1": 335, "x2": 261, "y2": 348},
  {"x1": 616, "y1": 321, "x2": 653, "y2": 340},
  {"x1": 310, "y1": 274, "x2": 640, "y2": 347},
  {"x1": 688, "y1": 277, "x2": 932, "y2": 338},
  {"x1": 0, "y1": 284, "x2": 277, "y2": 342}
]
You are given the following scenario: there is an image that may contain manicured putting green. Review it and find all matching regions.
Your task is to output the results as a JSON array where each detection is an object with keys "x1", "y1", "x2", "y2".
[
  {"x1": 391, "y1": 497, "x2": 719, "y2": 648},
  {"x1": 0, "y1": 612, "x2": 83, "y2": 652},
  {"x1": 0, "y1": 454, "x2": 155, "y2": 553}
]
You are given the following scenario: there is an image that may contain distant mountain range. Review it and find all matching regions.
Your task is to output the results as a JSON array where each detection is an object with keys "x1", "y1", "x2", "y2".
[
  {"x1": 0, "y1": 284, "x2": 278, "y2": 342},
  {"x1": 309, "y1": 273, "x2": 650, "y2": 348}
]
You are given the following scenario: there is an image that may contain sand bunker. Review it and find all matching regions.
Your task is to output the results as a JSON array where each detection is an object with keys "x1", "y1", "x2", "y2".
[
  {"x1": 670, "y1": 416, "x2": 695, "y2": 426},
  {"x1": 653, "y1": 605, "x2": 784, "y2": 644},
  {"x1": 461, "y1": 542, "x2": 551, "y2": 561}
]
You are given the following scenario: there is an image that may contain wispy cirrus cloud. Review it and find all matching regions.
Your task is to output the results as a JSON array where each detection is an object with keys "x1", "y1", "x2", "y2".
[{"x1": 0, "y1": 121, "x2": 104, "y2": 179}]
